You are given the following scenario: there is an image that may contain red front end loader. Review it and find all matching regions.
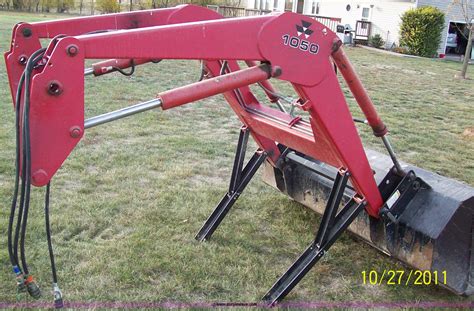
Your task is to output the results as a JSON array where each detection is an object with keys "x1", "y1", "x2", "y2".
[{"x1": 4, "y1": 5, "x2": 473, "y2": 307}]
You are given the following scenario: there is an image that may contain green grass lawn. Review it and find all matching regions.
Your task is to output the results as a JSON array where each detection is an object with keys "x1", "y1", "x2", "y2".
[{"x1": 0, "y1": 11, "x2": 473, "y2": 306}]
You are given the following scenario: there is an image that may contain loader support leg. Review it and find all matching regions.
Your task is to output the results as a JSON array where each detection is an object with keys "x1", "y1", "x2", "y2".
[
  {"x1": 262, "y1": 170, "x2": 366, "y2": 305},
  {"x1": 195, "y1": 127, "x2": 267, "y2": 242}
]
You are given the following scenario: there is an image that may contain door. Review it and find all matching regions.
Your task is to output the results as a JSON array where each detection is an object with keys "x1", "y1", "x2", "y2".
[{"x1": 296, "y1": 0, "x2": 304, "y2": 13}]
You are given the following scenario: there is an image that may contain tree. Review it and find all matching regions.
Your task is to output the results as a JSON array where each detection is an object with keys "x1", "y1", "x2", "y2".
[
  {"x1": 450, "y1": 0, "x2": 473, "y2": 79},
  {"x1": 12, "y1": 0, "x2": 24, "y2": 9},
  {"x1": 56, "y1": 0, "x2": 74, "y2": 12}
]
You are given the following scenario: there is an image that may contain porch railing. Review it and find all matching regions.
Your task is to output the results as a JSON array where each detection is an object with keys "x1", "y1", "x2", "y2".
[
  {"x1": 355, "y1": 20, "x2": 372, "y2": 42},
  {"x1": 207, "y1": 5, "x2": 341, "y2": 33},
  {"x1": 304, "y1": 14, "x2": 342, "y2": 33}
]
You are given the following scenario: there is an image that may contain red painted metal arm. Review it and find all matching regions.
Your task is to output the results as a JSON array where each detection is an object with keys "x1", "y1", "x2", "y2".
[
  {"x1": 15, "y1": 6, "x2": 189, "y2": 38},
  {"x1": 4, "y1": 4, "x2": 222, "y2": 105},
  {"x1": 74, "y1": 17, "x2": 268, "y2": 62},
  {"x1": 160, "y1": 64, "x2": 278, "y2": 110},
  {"x1": 332, "y1": 45, "x2": 387, "y2": 137}
]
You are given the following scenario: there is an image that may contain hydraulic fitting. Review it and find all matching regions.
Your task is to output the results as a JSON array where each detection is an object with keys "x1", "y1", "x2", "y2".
[
  {"x1": 24, "y1": 275, "x2": 41, "y2": 299},
  {"x1": 53, "y1": 283, "x2": 64, "y2": 309},
  {"x1": 12, "y1": 266, "x2": 26, "y2": 293}
]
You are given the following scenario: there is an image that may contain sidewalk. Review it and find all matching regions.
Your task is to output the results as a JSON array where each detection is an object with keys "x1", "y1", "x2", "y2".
[
  {"x1": 358, "y1": 45, "x2": 474, "y2": 64},
  {"x1": 358, "y1": 45, "x2": 421, "y2": 58}
]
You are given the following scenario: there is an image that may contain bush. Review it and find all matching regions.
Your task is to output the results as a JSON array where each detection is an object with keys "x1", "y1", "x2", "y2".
[
  {"x1": 369, "y1": 34, "x2": 385, "y2": 49},
  {"x1": 392, "y1": 46, "x2": 409, "y2": 55},
  {"x1": 97, "y1": 0, "x2": 120, "y2": 13},
  {"x1": 399, "y1": 6, "x2": 445, "y2": 57}
]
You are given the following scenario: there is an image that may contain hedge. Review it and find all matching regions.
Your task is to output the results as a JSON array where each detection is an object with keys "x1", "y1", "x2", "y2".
[{"x1": 399, "y1": 6, "x2": 445, "y2": 57}]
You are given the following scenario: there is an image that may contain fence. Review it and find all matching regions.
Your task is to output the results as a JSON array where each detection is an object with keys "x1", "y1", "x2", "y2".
[
  {"x1": 207, "y1": 5, "x2": 271, "y2": 18},
  {"x1": 0, "y1": 2, "x2": 343, "y2": 31},
  {"x1": 304, "y1": 14, "x2": 341, "y2": 33},
  {"x1": 355, "y1": 20, "x2": 372, "y2": 42},
  {"x1": 208, "y1": 5, "x2": 341, "y2": 33}
]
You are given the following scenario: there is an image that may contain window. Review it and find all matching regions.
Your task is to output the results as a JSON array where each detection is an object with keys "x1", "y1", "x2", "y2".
[
  {"x1": 274, "y1": 0, "x2": 278, "y2": 10},
  {"x1": 285, "y1": 0, "x2": 293, "y2": 11},
  {"x1": 312, "y1": 1, "x2": 320, "y2": 15},
  {"x1": 362, "y1": 7, "x2": 370, "y2": 20}
]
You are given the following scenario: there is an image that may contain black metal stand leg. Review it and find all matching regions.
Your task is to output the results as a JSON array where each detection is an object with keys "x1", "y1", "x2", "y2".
[
  {"x1": 262, "y1": 170, "x2": 366, "y2": 305},
  {"x1": 195, "y1": 127, "x2": 268, "y2": 242}
]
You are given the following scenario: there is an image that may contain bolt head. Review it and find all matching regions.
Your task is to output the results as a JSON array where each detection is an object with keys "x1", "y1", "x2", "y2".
[
  {"x1": 21, "y1": 28, "x2": 32, "y2": 38},
  {"x1": 32, "y1": 170, "x2": 48, "y2": 185},
  {"x1": 271, "y1": 66, "x2": 282, "y2": 77},
  {"x1": 18, "y1": 55, "x2": 28, "y2": 65},
  {"x1": 66, "y1": 44, "x2": 79, "y2": 56},
  {"x1": 47, "y1": 81, "x2": 63, "y2": 96},
  {"x1": 69, "y1": 126, "x2": 82, "y2": 138}
]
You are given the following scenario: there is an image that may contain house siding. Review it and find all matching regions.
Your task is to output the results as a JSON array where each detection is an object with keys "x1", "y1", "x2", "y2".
[
  {"x1": 245, "y1": 0, "x2": 471, "y2": 55},
  {"x1": 417, "y1": 0, "x2": 473, "y2": 54},
  {"x1": 370, "y1": 1, "x2": 416, "y2": 48},
  {"x1": 316, "y1": 0, "x2": 415, "y2": 48}
]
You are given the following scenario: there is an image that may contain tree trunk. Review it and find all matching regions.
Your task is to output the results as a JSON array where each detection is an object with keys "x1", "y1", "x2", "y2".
[{"x1": 459, "y1": 25, "x2": 473, "y2": 79}]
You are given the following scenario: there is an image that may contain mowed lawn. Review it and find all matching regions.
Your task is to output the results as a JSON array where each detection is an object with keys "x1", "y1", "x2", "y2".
[{"x1": 0, "y1": 11, "x2": 473, "y2": 306}]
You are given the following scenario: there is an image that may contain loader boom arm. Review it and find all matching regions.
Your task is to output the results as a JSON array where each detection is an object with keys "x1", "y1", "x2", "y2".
[
  {"x1": 4, "y1": 4, "x2": 222, "y2": 104},
  {"x1": 17, "y1": 11, "x2": 391, "y2": 216}
]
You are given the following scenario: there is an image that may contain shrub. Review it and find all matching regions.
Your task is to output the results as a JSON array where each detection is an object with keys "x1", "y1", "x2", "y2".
[
  {"x1": 399, "y1": 6, "x2": 445, "y2": 57},
  {"x1": 369, "y1": 34, "x2": 385, "y2": 49},
  {"x1": 392, "y1": 46, "x2": 409, "y2": 55},
  {"x1": 97, "y1": 0, "x2": 120, "y2": 13}
]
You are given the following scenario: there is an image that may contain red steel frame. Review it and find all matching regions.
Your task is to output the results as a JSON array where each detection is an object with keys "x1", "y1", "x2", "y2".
[
  {"x1": 5, "y1": 6, "x2": 390, "y2": 217},
  {"x1": 4, "y1": 4, "x2": 222, "y2": 104}
]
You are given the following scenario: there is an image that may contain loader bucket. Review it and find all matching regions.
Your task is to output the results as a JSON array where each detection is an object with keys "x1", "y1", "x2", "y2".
[{"x1": 262, "y1": 148, "x2": 474, "y2": 296}]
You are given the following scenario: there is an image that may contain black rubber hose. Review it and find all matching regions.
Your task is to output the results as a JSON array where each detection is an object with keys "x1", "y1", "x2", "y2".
[
  {"x1": 8, "y1": 72, "x2": 25, "y2": 267},
  {"x1": 112, "y1": 59, "x2": 135, "y2": 76},
  {"x1": 44, "y1": 182, "x2": 57, "y2": 283},
  {"x1": 18, "y1": 48, "x2": 46, "y2": 275}
]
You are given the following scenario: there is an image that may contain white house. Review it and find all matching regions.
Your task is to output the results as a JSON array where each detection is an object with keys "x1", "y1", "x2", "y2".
[
  {"x1": 246, "y1": 0, "x2": 473, "y2": 56},
  {"x1": 246, "y1": 0, "x2": 415, "y2": 48}
]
